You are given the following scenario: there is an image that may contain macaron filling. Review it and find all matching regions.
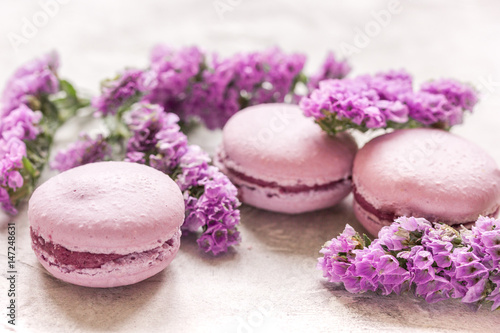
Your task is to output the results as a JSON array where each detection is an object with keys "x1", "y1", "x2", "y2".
[
  {"x1": 218, "y1": 148, "x2": 352, "y2": 196},
  {"x1": 353, "y1": 185, "x2": 499, "y2": 228},
  {"x1": 224, "y1": 165, "x2": 351, "y2": 195},
  {"x1": 30, "y1": 228, "x2": 180, "y2": 270}
]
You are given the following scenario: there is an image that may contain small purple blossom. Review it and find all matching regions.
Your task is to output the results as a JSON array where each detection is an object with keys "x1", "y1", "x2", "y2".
[
  {"x1": 1, "y1": 51, "x2": 59, "y2": 116},
  {"x1": 0, "y1": 137, "x2": 27, "y2": 214},
  {"x1": 317, "y1": 225, "x2": 365, "y2": 283},
  {"x1": 307, "y1": 52, "x2": 351, "y2": 90},
  {"x1": 92, "y1": 69, "x2": 147, "y2": 116},
  {"x1": 421, "y1": 78, "x2": 478, "y2": 111},
  {"x1": 125, "y1": 103, "x2": 188, "y2": 174},
  {"x1": 142, "y1": 46, "x2": 205, "y2": 121},
  {"x1": 403, "y1": 92, "x2": 462, "y2": 127},
  {"x1": 0, "y1": 104, "x2": 42, "y2": 141},
  {"x1": 50, "y1": 134, "x2": 112, "y2": 172},
  {"x1": 318, "y1": 216, "x2": 500, "y2": 310}
]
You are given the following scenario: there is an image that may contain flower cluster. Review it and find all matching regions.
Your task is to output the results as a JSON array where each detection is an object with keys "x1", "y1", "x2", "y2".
[
  {"x1": 404, "y1": 78, "x2": 478, "y2": 127},
  {"x1": 88, "y1": 46, "x2": 350, "y2": 129},
  {"x1": 50, "y1": 134, "x2": 112, "y2": 172},
  {"x1": 176, "y1": 146, "x2": 241, "y2": 255},
  {"x1": 142, "y1": 45, "x2": 205, "y2": 122},
  {"x1": 1, "y1": 51, "x2": 59, "y2": 116},
  {"x1": 318, "y1": 216, "x2": 500, "y2": 310},
  {"x1": 307, "y1": 52, "x2": 352, "y2": 90},
  {"x1": 301, "y1": 70, "x2": 478, "y2": 135},
  {"x1": 92, "y1": 69, "x2": 147, "y2": 116},
  {"x1": 125, "y1": 103, "x2": 188, "y2": 173},
  {"x1": 0, "y1": 52, "x2": 60, "y2": 214}
]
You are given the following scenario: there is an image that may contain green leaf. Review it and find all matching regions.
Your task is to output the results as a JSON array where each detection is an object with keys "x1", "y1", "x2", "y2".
[
  {"x1": 60, "y1": 79, "x2": 77, "y2": 99},
  {"x1": 363, "y1": 234, "x2": 372, "y2": 247},
  {"x1": 22, "y1": 157, "x2": 38, "y2": 178}
]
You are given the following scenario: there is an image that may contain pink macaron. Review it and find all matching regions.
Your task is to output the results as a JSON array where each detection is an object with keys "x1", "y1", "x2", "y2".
[
  {"x1": 29, "y1": 161, "x2": 185, "y2": 288},
  {"x1": 215, "y1": 103, "x2": 358, "y2": 214},
  {"x1": 353, "y1": 128, "x2": 500, "y2": 236}
]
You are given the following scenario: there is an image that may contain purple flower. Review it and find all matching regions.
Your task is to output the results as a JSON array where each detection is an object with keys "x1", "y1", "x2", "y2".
[
  {"x1": 1, "y1": 51, "x2": 59, "y2": 116},
  {"x1": 378, "y1": 224, "x2": 408, "y2": 251},
  {"x1": 175, "y1": 145, "x2": 210, "y2": 192},
  {"x1": 196, "y1": 166, "x2": 240, "y2": 218},
  {"x1": 0, "y1": 136, "x2": 28, "y2": 214},
  {"x1": 182, "y1": 162, "x2": 241, "y2": 255},
  {"x1": 367, "y1": 69, "x2": 413, "y2": 101},
  {"x1": 125, "y1": 103, "x2": 188, "y2": 174},
  {"x1": 318, "y1": 225, "x2": 365, "y2": 283},
  {"x1": 142, "y1": 46, "x2": 205, "y2": 121},
  {"x1": 300, "y1": 71, "x2": 412, "y2": 133},
  {"x1": 199, "y1": 221, "x2": 240, "y2": 256},
  {"x1": 0, "y1": 104, "x2": 42, "y2": 141},
  {"x1": 403, "y1": 92, "x2": 462, "y2": 126},
  {"x1": 50, "y1": 134, "x2": 112, "y2": 172},
  {"x1": 415, "y1": 275, "x2": 453, "y2": 303},
  {"x1": 421, "y1": 79, "x2": 478, "y2": 111},
  {"x1": 486, "y1": 274, "x2": 500, "y2": 310},
  {"x1": 307, "y1": 52, "x2": 351, "y2": 90},
  {"x1": 413, "y1": 250, "x2": 434, "y2": 270},
  {"x1": 0, "y1": 103, "x2": 42, "y2": 215},
  {"x1": 0, "y1": 137, "x2": 26, "y2": 179},
  {"x1": 92, "y1": 69, "x2": 147, "y2": 116}
]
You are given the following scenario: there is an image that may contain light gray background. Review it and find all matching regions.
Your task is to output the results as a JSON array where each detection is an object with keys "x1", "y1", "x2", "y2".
[{"x1": 1, "y1": 1, "x2": 500, "y2": 332}]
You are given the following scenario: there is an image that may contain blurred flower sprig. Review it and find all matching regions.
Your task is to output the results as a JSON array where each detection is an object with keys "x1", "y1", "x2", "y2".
[{"x1": 0, "y1": 52, "x2": 88, "y2": 215}]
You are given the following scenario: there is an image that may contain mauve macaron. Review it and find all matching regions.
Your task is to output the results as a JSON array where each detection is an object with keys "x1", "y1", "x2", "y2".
[
  {"x1": 353, "y1": 128, "x2": 500, "y2": 235},
  {"x1": 215, "y1": 103, "x2": 357, "y2": 214},
  {"x1": 29, "y1": 161, "x2": 185, "y2": 288}
]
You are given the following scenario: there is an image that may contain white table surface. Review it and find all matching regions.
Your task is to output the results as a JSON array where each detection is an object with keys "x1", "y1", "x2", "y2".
[{"x1": 1, "y1": 1, "x2": 500, "y2": 332}]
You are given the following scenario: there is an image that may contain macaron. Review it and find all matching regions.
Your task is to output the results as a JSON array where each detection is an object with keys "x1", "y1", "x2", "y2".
[
  {"x1": 352, "y1": 128, "x2": 500, "y2": 235},
  {"x1": 215, "y1": 103, "x2": 358, "y2": 214},
  {"x1": 29, "y1": 161, "x2": 185, "y2": 288}
]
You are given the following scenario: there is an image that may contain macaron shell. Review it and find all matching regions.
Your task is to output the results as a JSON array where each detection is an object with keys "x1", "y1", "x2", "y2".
[
  {"x1": 222, "y1": 103, "x2": 357, "y2": 187},
  {"x1": 29, "y1": 161, "x2": 185, "y2": 254},
  {"x1": 353, "y1": 199, "x2": 391, "y2": 236},
  {"x1": 236, "y1": 178, "x2": 352, "y2": 214},
  {"x1": 353, "y1": 128, "x2": 500, "y2": 224},
  {"x1": 36, "y1": 230, "x2": 181, "y2": 288}
]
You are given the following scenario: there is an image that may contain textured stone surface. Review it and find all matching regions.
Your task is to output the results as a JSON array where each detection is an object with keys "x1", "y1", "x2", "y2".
[{"x1": 1, "y1": 1, "x2": 500, "y2": 332}]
